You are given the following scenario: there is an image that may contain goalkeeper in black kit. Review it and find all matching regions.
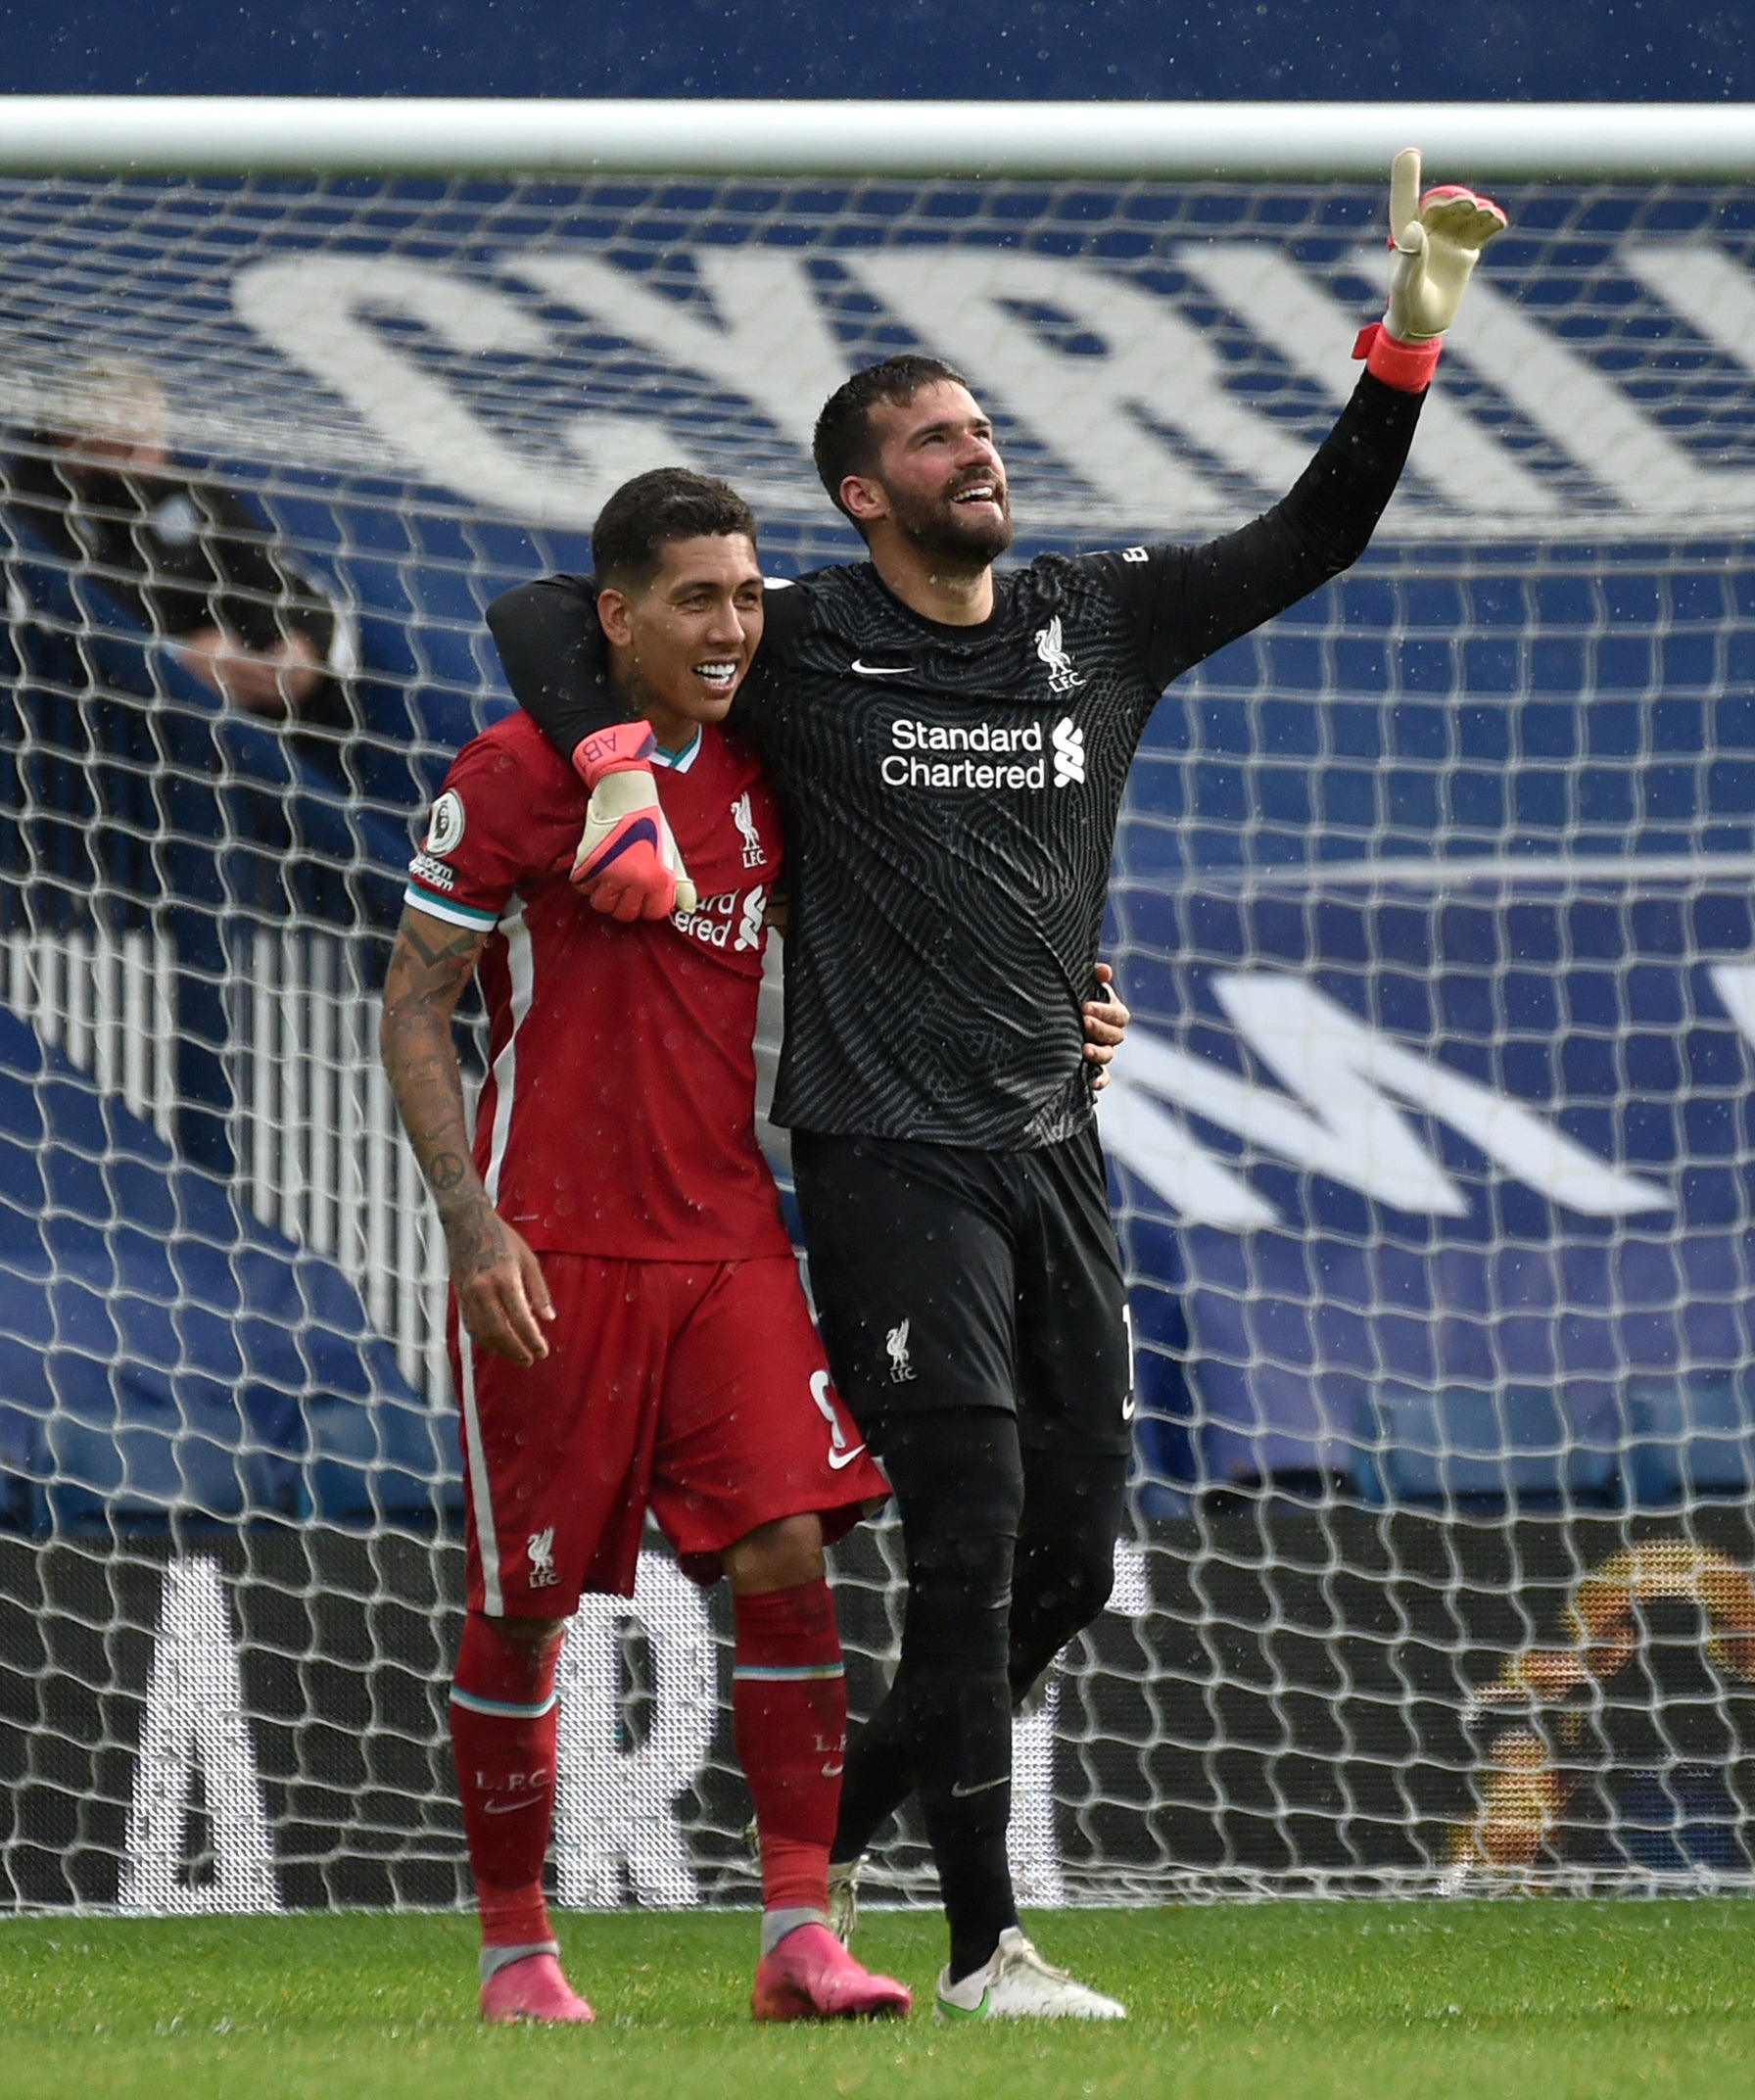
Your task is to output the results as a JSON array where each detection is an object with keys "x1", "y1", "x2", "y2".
[{"x1": 490, "y1": 152, "x2": 1505, "y2": 2020}]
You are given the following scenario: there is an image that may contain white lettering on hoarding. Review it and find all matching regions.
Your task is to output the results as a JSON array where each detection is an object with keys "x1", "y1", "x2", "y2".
[
  {"x1": 234, "y1": 257, "x2": 714, "y2": 525},
  {"x1": 553, "y1": 1550, "x2": 715, "y2": 1909},
  {"x1": 1706, "y1": 963, "x2": 1755, "y2": 1050},
  {"x1": 119, "y1": 1557, "x2": 281, "y2": 1916},
  {"x1": 853, "y1": 249, "x2": 1311, "y2": 517},
  {"x1": 507, "y1": 251, "x2": 850, "y2": 458},
  {"x1": 1009, "y1": 1539, "x2": 1150, "y2": 1906},
  {"x1": 1179, "y1": 243, "x2": 1562, "y2": 518},
  {"x1": 1102, "y1": 971, "x2": 1672, "y2": 1230},
  {"x1": 232, "y1": 242, "x2": 1755, "y2": 539},
  {"x1": 1445, "y1": 262, "x2": 1755, "y2": 523}
]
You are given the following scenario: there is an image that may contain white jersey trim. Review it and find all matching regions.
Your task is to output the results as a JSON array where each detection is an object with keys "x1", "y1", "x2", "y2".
[
  {"x1": 462, "y1": 888, "x2": 533, "y2": 1620},
  {"x1": 455, "y1": 1324, "x2": 503, "y2": 1617},
  {"x1": 651, "y1": 728, "x2": 703, "y2": 775},
  {"x1": 403, "y1": 883, "x2": 498, "y2": 931},
  {"x1": 483, "y1": 892, "x2": 533, "y2": 1207}
]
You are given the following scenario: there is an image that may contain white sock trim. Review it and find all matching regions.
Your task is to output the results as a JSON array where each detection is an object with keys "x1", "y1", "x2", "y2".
[
  {"x1": 760, "y1": 1906, "x2": 830, "y2": 1958},
  {"x1": 480, "y1": 1940, "x2": 560, "y2": 1983}
]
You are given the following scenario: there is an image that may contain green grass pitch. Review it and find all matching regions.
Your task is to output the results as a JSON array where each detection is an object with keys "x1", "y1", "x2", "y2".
[{"x1": 5, "y1": 1901, "x2": 1755, "y2": 2099}]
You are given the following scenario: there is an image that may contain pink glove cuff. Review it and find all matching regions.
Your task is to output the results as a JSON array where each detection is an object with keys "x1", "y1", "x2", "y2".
[
  {"x1": 572, "y1": 719, "x2": 655, "y2": 788},
  {"x1": 1352, "y1": 321, "x2": 1443, "y2": 394}
]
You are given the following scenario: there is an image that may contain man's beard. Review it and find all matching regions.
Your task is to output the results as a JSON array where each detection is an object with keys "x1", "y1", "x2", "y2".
[{"x1": 886, "y1": 478, "x2": 1015, "y2": 571}]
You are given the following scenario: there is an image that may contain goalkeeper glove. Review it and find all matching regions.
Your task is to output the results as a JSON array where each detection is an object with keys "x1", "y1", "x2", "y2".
[
  {"x1": 1353, "y1": 147, "x2": 1508, "y2": 393},
  {"x1": 570, "y1": 721, "x2": 697, "y2": 924}
]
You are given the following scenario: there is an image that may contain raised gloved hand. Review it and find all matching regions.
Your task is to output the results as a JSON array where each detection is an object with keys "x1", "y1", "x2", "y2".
[
  {"x1": 1386, "y1": 146, "x2": 1508, "y2": 340},
  {"x1": 1354, "y1": 147, "x2": 1508, "y2": 392},
  {"x1": 570, "y1": 720, "x2": 697, "y2": 924}
]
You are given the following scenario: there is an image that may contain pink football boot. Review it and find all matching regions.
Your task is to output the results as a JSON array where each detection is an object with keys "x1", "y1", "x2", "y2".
[
  {"x1": 751, "y1": 1922, "x2": 913, "y2": 2022},
  {"x1": 480, "y1": 1951, "x2": 595, "y2": 2026}
]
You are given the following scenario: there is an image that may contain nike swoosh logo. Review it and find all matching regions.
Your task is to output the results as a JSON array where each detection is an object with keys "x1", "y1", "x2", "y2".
[
  {"x1": 849, "y1": 659, "x2": 910, "y2": 677},
  {"x1": 949, "y1": 1774, "x2": 1009, "y2": 1798},
  {"x1": 482, "y1": 1795, "x2": 545, "y2": 1815},
  {"x1": 828, "y1": 1444, "x2": 869, "y2": 1470}
]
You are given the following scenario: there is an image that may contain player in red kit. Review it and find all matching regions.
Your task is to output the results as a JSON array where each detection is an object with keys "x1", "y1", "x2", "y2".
[{"x1": 380, "y1": 471, "x2": 912, "y2": 2027}]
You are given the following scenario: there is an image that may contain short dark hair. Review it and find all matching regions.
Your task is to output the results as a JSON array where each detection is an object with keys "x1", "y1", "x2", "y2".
[
  {"x1": 591, "y1": 467, "x2": 758, "y2": 589},
  {"x1": 812, "y1": 355, "x2": 970, "y2": 520}
]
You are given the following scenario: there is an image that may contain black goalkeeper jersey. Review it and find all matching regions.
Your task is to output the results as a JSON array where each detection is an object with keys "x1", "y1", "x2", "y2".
[{"x1": 490, "y1": 370, "x2": 1423, "y2": 1150}]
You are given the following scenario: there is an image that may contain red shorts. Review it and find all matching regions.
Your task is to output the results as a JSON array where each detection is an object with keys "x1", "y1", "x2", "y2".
[{"x1": 451, "y1": 1253, "x2": 890, "y2": 1616}]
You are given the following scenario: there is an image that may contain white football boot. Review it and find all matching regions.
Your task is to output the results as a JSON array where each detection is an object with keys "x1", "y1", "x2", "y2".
[{"x1": 934, "y1": 1928, "x2": 1127, "y2": 2021}]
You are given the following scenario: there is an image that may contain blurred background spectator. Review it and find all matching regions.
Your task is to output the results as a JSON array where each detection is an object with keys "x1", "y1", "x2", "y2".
[
  {"x1": 5, "y1": 358, "x2": 360, "y2": 789},
  {"x1": 1456, "y1": 1545, "x2": 1755, "y2": 1877}
]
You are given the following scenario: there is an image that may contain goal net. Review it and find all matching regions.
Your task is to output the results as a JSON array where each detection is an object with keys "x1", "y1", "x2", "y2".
[{"x1": 4, "y1": 103, "x2": 1755, "y2": 1911}]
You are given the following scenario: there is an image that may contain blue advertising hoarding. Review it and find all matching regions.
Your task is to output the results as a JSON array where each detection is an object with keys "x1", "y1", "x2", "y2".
[{"x1": 1105, "y1": 866, "x2": 1755, "y2": 1495}]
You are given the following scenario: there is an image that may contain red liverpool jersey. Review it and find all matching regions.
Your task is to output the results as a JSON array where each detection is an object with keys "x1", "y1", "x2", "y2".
[{"x1": 403, "y1": 711, "x2": 791, "y2": 1263}]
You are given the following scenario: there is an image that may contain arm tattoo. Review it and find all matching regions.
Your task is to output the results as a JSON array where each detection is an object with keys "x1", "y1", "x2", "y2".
[
  {"x1": 379, "y1": 914, "x2": 498, "y2": 1244},
  {"x1": 386, "y1": 918, "x2": 484, "y2": 1003},
  {"x1": 445, "y1": 1194, "x2": 507, "y2": 1279}
]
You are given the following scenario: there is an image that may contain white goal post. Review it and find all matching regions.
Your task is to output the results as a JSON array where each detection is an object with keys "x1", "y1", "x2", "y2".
[{"x1": 3, "y1": 98, "x2": 1755, "y2": 1913}]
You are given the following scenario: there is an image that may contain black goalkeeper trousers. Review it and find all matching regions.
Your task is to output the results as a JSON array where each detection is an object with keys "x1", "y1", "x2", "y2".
[{"x1": 830, "y1": 1406, "x2": 1127, "y2": 1977}]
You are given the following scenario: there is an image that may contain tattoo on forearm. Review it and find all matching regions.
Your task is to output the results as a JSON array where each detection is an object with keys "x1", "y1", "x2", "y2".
[
  {"x1": 446, "y1": 1196, "x2": 505, "y2": 1278},
  {"x1": 380, "y1": 917, "x2": 497, "y2": 1247}
]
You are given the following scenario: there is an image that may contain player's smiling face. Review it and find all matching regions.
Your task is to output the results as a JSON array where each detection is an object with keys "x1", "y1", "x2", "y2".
[
  {"x1": 597, "y1": 532, "x2": 764, "y2": 751},
  {"x1": 852, "y1": 380, "x2": 1014, "y2": 569}
]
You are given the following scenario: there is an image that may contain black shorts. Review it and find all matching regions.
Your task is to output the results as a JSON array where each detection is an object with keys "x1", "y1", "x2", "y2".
[{"x1": 790, "y1": 1123, "x2": 1134, "y2": 1458}]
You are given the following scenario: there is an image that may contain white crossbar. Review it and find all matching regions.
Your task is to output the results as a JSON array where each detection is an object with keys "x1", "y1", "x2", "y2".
[{"x1": 0, "y1": 97, "x2": 1749, "y2": 179}]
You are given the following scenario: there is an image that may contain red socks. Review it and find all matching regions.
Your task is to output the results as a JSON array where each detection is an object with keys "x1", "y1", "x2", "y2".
[
  {"x1": 451, "y1": 1611, "x2": 562, "y2": 1953},
  {"x1": 732, "y1": 1581, "x2": 847, "y2": 1917},
  {"x1": 453, "y1": 1589, "x2": 844, "y2": 1947}
]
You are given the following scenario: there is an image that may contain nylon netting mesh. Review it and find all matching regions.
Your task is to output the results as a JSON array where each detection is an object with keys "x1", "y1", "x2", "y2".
[{"x1": 3, "y1": 170, "x2": 1755, "y2": 1909}]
